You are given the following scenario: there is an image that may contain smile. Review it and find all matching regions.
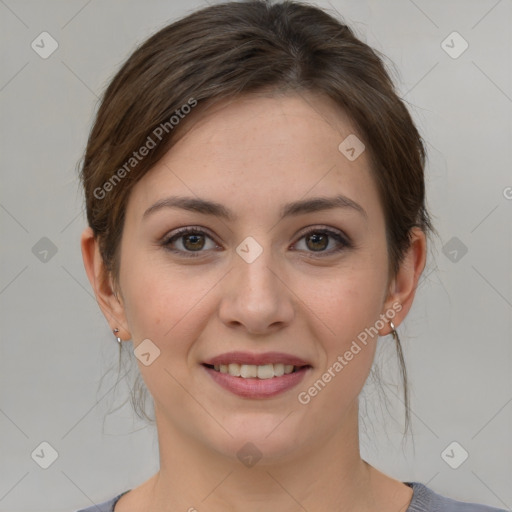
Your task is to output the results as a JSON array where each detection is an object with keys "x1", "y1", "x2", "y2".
[
  {"x1": 202, "y1": 363, "x2": 311, "y2": 399},
  {"x1": 206, "y1": 363, "x2": 300, "y2": 379}
]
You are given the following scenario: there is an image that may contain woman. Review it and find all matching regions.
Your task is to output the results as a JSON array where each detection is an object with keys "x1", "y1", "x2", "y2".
[{"x1": 76, "y1": 1, "x2": 506, "y2": 511}]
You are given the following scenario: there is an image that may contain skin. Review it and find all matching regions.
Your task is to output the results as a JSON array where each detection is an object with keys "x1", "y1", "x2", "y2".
[{"x1": 81, "y1": 91, "x2": 426, "y2": 512}]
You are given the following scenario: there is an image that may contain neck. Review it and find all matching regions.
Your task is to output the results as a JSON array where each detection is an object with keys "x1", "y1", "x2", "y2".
[{"x1": 146, "y1": 401, "x2": 381, "y2": 512}]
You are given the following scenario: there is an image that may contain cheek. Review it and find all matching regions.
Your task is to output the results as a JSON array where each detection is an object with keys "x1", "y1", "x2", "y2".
[
  {"x1": 310, "y1": 262, "x2": 386, "y2": 339},
  {"x1": 118, "y1": 256, "x2": 212, "y2": 398},
  {"x1": 119, "y1": 249, "x2": 217, "y2": 348},
  {"x1": 304, "y1": 260, "x2": 386, "y2": 394},
  {"x1": 301, "y1": 281, "x2": 381, "y2": 415}
]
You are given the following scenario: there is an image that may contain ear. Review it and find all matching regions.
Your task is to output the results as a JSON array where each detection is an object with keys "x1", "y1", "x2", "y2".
[
  {"x1": 379, "y1": 227, "x2": 427, "y2": 336},
  {"x1": 80, "y1": 226, "x2": 131, "y2": 341}
]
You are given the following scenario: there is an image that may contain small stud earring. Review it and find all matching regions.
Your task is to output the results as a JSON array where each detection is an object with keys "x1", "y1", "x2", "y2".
[
  {"x1": 113, "y1": 328, "x2": 122, "y2": 344},
  {"x1": 389, "y1": 321, "x2": 399, "y2": 343}
]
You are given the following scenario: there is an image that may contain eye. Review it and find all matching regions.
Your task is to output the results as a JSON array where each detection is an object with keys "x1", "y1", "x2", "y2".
[
  {"x1": 160, "y1": 225, "x2": 352, "y2": 258},
  {"x1": 161, "y1": 227, "x2": 219, "y2": 257},
  {"x1": 292, "y1": 227, "x2": 351, "y2": 257}
]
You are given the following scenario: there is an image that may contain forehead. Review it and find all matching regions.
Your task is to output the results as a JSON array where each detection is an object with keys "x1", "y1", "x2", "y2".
[
  {"x1": 173, "y1": 91, "x2": 361, "y2": 165},
  {"x1": 125, "y1": 92, "x2": 383, "y2": 226}
]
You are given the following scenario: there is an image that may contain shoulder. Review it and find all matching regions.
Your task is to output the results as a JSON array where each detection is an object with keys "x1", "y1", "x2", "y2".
[
  {"x1": 74, "y1": 490, "x2": 130, "y2": 512},
  {"x1": 406, "y1": 482, "x2": 508, "y2": 512}
]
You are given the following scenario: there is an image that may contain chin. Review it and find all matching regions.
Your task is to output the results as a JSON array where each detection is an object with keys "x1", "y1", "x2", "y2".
[{"x1": 204, "y1": 416, "x2": 311, "y2": 465}]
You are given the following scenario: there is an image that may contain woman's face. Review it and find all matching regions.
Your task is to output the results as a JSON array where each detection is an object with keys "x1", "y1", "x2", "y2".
[{"x1": 110, "y1": 92, "x2": 406, "y2": 461}]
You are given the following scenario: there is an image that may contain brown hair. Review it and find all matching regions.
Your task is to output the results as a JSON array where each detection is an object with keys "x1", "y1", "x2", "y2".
[{"x1": 80, "y1": 0, "x2": 436, "y2": 435}]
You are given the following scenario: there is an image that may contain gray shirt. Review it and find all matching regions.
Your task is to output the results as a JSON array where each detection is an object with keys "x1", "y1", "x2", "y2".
[{"x1": 74, "y1": 482, "x2": 508, "y2": 511}]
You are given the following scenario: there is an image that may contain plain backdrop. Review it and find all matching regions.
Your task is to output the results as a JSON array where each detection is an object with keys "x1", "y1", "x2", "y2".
[{"x1": 0, "y1": 1, "x2": 511, "y2": 511}]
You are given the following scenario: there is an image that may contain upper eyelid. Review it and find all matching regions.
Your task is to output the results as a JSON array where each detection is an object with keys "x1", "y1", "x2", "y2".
[{"x1": 164, "y1": 226, "x2": 218, "y2": 244}]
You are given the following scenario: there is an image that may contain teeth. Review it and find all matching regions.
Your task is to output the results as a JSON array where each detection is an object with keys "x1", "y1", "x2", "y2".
[
  {"x1": 212, "y1": 363, "x2": 299, "y2": 378},
  {"x1": 240, "y1": 364, "x2": 258, "y2": 378},
  {"x1": 274, "y1": 363, "x2": 285, "y2": 377},
  {"x1": 228, "y1": 363, "x2": 241, "y2": 377},
  {"x1": 257, "y1": 364, "x2": 274, "y2": 379}
]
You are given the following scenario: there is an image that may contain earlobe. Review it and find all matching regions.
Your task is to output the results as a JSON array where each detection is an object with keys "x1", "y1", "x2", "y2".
[
  {"x1": 80, "y1": 227, "x2": 131, "y2": 340},
  {"x1": 379, "y1": 227, "x2": 427, "y2": 336}
]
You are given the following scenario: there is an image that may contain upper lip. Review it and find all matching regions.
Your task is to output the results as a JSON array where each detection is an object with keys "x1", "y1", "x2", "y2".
[{"x1": 203, "y1": 351, "x2": 311, "y2": 367}]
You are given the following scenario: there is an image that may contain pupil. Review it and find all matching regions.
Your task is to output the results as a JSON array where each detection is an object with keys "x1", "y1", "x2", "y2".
[
  {"x1": 184, "y1": 234, "x2": 204, "y2": 250},
  {"x1": 307, "y1": 233, "x2": 327, "y2": 251}
]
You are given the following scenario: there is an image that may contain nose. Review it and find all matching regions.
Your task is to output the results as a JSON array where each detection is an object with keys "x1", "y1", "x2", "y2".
[{"x1": 217, "y1": 241, "x2": 295, "y2": 335}]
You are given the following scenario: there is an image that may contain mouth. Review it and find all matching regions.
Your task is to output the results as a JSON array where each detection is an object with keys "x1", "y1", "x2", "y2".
[
  {"x1": 202, "y1": 363, "x2": 311, "y2": 398},
  {"x1": 202, "y1": 362, "x2": 309, "y2": 379},
  {"x1": 201, "y1": 352, "x2": 312, "y2": 398}
]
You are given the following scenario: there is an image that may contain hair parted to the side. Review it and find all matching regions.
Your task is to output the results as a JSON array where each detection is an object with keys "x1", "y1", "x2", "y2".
[{"x1": 80, "y1": 0, "x2": 437, "y2": 436}]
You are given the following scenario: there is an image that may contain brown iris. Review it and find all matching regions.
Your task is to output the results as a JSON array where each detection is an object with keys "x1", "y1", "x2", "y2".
[
  {"x1": 305, "y1": 232, "x2": 328, "y2": 251},
  {"x1": 182, "y1": 233, "x2": 205, "y2": 251}
]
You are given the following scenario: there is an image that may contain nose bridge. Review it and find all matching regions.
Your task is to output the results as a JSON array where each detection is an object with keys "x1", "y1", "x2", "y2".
[
  {"x1": 234, "y1": 234, "x2": 281, "y2": 298},
  {"x1": 218, "y1": 233, "x2": 294, "y2": 332}
]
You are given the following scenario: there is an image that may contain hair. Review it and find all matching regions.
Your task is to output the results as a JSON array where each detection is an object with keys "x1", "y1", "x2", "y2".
[{"x1": 80, "y1": 0, "x2": 437, "y2": 437}]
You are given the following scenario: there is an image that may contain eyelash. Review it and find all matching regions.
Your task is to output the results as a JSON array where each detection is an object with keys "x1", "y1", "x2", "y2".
[{"x1": 160, "y1": 225, "x2": 352, "y2": 259}]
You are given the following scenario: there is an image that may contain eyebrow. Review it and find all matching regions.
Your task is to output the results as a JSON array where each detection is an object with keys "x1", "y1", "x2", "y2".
[{"x1": 142, "y1": 194, "x2": 367, "y2": 222}]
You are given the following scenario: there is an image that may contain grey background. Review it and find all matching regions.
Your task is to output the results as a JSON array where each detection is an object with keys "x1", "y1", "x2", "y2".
[{"x1": 0, "y1": 0, "x2": 511, "y2": 511}]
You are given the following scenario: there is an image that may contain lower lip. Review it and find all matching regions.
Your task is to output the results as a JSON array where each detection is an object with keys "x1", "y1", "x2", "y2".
[{"x1": 203, "y1": 365, "x2": 310, "y2": 399}]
